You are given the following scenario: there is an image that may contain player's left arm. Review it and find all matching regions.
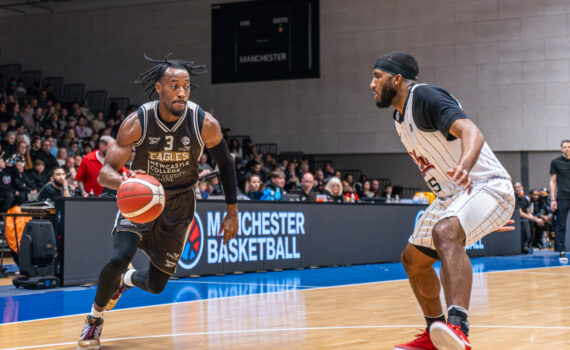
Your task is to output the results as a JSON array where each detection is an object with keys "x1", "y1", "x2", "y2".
[
  {"x1": 201, "y1": 112, "x2": 238, "y2": 244},
  {"x1": 447, "y1": 118, "x2": 485, "y2": 194}
]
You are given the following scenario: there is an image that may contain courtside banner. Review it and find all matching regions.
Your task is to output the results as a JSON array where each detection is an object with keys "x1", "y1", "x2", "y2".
[{"x1": 56, "y1": 199, "x2": 521, "y2": 285}]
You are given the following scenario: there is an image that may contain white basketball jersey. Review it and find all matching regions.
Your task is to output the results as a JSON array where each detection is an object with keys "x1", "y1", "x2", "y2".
[{"x1": 395, "y1": 84, "x2": 510, "y2": 198}]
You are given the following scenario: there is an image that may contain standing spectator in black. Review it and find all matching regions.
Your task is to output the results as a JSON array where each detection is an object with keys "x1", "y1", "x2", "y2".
[
  {"x1": 26, "y1": 159, "x2": 50, "y2": 190},
  {"x1": 300, "y1": 172, "x2": 316, "y2": 201},
  {"x1": 0, "y1": 158, "x2": 16, "y2": 212},
  {"x1": 550, "y1": 139, "x2": 570, "y2": 263},
  {"x1": 38, "y1": 166, "x2": 72, "y2": 201},
  {"x1": 36, "y1": 139, "x2": 58, "y2": 171}
]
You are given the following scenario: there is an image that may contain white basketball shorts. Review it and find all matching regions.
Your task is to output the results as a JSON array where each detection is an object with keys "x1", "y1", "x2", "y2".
[{"x1": 410, "y1": 177, "x2": 515, "y2": 249}]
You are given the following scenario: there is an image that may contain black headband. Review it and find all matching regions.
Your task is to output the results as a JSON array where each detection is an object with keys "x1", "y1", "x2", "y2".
[{"x1": 374, "y1": 58, "x2": 417, "y2": 80}]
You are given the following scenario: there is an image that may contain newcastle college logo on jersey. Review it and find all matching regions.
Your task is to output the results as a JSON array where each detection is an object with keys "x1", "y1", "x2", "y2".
[
  {"x1": 178, "y1": 213, "x2": 204, "y2": 270},
  {"x1": 409, "y1": 150, "x2": 435, "y2": 176}
]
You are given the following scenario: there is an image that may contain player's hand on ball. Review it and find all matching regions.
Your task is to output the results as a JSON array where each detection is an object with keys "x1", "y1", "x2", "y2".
[
  {"x1": 219, "y1": 211, "x2": 239, "y2": 245},
  {"x1": 446, "y1": 165, "x2": 472, "y2": 194},
  {"x1": 121, "y1": 169, "x2": 146, "y2": 182}
]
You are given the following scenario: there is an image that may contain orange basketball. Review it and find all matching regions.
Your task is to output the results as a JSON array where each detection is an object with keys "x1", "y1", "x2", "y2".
[{"x1": 117, "y1": 174, "x2": 165, "y2": 223}]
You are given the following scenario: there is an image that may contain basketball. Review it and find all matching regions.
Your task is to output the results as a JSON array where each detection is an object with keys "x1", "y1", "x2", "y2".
[{"x1": 117, "y1": 174, "x2": 165, "y2": 223}]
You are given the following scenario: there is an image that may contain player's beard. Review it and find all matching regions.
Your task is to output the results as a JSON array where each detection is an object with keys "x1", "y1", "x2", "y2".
[
  {"x1": 170, "y1": 101, "x2": 186, "y2": 117},
  {"x1": 375, "y1": 81, "x2": 397, "y2": 109}
]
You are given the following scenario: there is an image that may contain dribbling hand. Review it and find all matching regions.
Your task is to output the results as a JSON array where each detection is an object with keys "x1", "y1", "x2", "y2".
[
  {"x1": 446, "y1": 165, "x2": 472, "y2": 194},
  {"x1": 121, "y1": 169, "x2": 146, "y2": 183},
  {"x1": 218, "y1": 212, "x2": 239, "y2": 245}
]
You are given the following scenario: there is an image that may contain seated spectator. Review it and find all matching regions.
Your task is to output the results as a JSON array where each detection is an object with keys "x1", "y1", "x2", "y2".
[
  {"x1": 209, "y1": 176, "x2": 223, "y2": 195},
  {"x1": 63, "y1": 156, "x2": 76, "y2": 173},
  {"x1": 514, "y1": 182, "x2": 534, "y2": 253},
  {"x1": 343, "y1": 180, "x2": 359, "y2": 202},
  {"x1": 195, "y1": 181, "x2": 209, "y2": 199},
  {"x1": 56, "y1": 147, "x2": 67, "y2": 166},
  {"x1": 530, "y1": 189, "x2": 553, "y2": 248},
  {"x1": 26, "y1": 159, "x2": 50, "y2": 190},
  {"x1": 91, "y1": 112, "x2": 106, "y2": 134},
  {"x1": 361, "y1": 180, "x2": 375, "y2": 198},
  {"x1": 0, "y1": 142, "x2": 5, "y2": 161},
  {"x1": 285, "y1": 160, "x2": 299, "y2": 182},
  {"x1": 2, "y1": 131, "x2": 17, "y2": 159},
  {"x1": 324, "y1": 176, "x2": 344, "y2": 203},
  {"x1": 382, "y1": 185, "x2": 394, "y2": 198},
  {"x1": 244, "y1": 161, "x2": 265, "y2": 184},
  {"x1": 12, "y1": 159, "x2": 37, "y2": 203},
  {"x1": 229, "y1": 138, "x2": 243, "y2": 159},
  {"x1": 371, "y1": 179, "x2": 381, "y2": 197},
  {"x1": 68, "y1": 141, "x2": 80, "y2": 157},
  {"x1": 323, "y1": 163, "x2": 334, "y2": 180},
  {"x1": 260, "y1": 170, "x2": 285, "y2": 201},
  {"x1": 299, "y1": 161, "x2": 310, "y2": 176},
  {"x1": 38, "y1": 167, "x2": 72, "y2": 201},
  {"x1": 35, "y1": 138, "x2": 58, "y2": 171},
  {"x1": 8, "y1": 141, "x2": 33, "y2": 171},
  {"x1": 245, "y1": 174, "x2": 263, "y2": 200},
  {"x1": 285, "y1": 175, "x2": 300, "y2": 193},
  {"x1": 0, "y1": 158, "x2": 16, "y2": 212},
  {"x1": 300, "y1": 172, "x2": 316, "y2": 201},
  {"x1": 75, "y1": 115, "x2": 93, "y2": 139},
  {"x1": 344, "y1": 173, "x2": 354, "y2": 188},
  {"x1": 29, "y1": 136, "x2": 41, "y2": 160},
  {"x1": 198, "y1": 153, "x2": 214, "y2": 172}
]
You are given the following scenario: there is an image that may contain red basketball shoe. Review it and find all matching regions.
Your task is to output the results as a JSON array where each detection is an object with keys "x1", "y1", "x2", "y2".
[
  {"x1": 394, "y1": 328, "x2": 437, "y2": 350},
  {"x1": 429, "y1": 322, "x2": 471, "y2": 350}
]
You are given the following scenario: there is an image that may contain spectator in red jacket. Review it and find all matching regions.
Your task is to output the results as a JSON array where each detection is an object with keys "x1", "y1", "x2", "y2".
[{"x1": 76, "y1": 135, "x2": 127, "y2": 197}]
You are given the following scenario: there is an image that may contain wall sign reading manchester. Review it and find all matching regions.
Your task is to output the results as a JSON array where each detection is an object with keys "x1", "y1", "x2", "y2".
[{"x1": 212, "y1": 0, "x2": 320, "y2": 83}]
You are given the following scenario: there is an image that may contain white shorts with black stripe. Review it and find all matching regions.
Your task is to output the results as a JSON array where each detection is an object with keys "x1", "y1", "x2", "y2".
[{"x1": 410, "y1": 177, "x2": 515, "y2": 249}]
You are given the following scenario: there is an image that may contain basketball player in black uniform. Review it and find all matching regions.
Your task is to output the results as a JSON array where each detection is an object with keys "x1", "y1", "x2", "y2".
[{"x1": 78, "y1": 55, "x2": 239, "y2": 349}]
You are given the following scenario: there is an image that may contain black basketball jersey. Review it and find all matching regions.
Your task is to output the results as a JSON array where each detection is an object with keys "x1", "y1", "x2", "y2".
[{"x1": 131, "y1": 100, "x2": 205, "y2": 191}]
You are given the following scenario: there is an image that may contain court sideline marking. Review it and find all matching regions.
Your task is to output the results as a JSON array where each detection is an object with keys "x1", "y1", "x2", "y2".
[{"x1": 4, "y1": 324, "x2": 570, "y2": 350}]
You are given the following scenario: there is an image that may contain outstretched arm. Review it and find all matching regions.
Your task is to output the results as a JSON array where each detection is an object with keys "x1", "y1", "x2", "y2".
[
  {"x1": 97, "y1": 113, "x2": 142, "y2": 190},
  {"x1": 201, "y1": 112, "x2": 238, "y2": 244},
  {"x1": 447, "y1": 118, "x2": 485, "y2": 194}
]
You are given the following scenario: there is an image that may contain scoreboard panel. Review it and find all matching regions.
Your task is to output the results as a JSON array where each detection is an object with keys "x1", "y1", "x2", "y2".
[{"x1": 212, "y1": 0, "x2": 320, "y2": 84}]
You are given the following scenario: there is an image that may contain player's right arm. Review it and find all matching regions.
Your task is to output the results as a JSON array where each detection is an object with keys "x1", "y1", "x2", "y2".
[{"x1": 97, "y1": 113, "x2": 142, "y2": 191}]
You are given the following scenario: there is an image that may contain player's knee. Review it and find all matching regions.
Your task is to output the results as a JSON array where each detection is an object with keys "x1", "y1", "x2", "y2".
[
  {"x1": 147, "y1": 278, "x2": 168, "y2": 294},
  {"x1": 106, "y1": 256, "x2": 131, "y2": 274},
  {"x1": 432, "y1": 219, "x2": 461, "y2": 250}
]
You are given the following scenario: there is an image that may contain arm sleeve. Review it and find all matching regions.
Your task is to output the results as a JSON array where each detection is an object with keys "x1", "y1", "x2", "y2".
[
  {"x1": 412, "y1": 85, "x2": 469, "y2": 140},
  {"x1": 550, "y1": 160, "x2": 557, "y2": 175},
  {"x1": 206, "y1": 139, "x2": 237, "y2": 204}
]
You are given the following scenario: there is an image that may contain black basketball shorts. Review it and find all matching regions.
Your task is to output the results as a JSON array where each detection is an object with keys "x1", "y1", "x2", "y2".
[{"x1": 112, "y1": 188, "x2": 196, "y2": 275}]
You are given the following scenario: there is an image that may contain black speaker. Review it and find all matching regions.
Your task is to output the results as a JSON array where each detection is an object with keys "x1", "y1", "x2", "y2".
[{"x1": 18, "y1": 220, "x2": 56, "y2": 277}]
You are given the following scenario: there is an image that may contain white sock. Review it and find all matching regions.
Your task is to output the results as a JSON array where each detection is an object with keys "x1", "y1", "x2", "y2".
[
  {"x1": 123, "y1": 268, "x2": 136, "y2": 287},
  {"x1": 90, "y1": 305, "x2": 104, "y2": 319}
]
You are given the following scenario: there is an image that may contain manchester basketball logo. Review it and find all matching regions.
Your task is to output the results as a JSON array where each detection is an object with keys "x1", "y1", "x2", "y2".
[{"x1": 178, "y1": 212, "x2": 204, "y2": 270}]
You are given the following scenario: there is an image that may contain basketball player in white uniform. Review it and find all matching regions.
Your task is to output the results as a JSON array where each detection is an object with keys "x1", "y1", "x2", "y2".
[{"x1": 370, "y1": 52, "x2": 515, "y2": 350}]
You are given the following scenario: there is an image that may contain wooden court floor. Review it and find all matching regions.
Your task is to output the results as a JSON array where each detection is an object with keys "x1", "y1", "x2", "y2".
[{"x1": 1, "y1": 265, "x2": 569, "y2": 349}]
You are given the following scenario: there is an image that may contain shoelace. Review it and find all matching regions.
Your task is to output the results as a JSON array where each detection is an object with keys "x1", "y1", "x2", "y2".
[
  {"x1": 83, "y1": 319, "x2": 101, "y2": 339},
  {"x1": 414, "y1": 329, "x2": 429, "y2": 339}
]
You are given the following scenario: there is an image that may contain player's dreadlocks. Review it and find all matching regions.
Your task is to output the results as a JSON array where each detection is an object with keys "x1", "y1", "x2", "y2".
[{"x1": 135, "y1": 53, "x2": 207, "y2": 99}]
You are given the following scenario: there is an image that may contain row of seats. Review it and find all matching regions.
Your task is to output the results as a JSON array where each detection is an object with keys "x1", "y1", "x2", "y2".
[{"x1": 0, "y1": 63, "x2": 130, "y2": 115}]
